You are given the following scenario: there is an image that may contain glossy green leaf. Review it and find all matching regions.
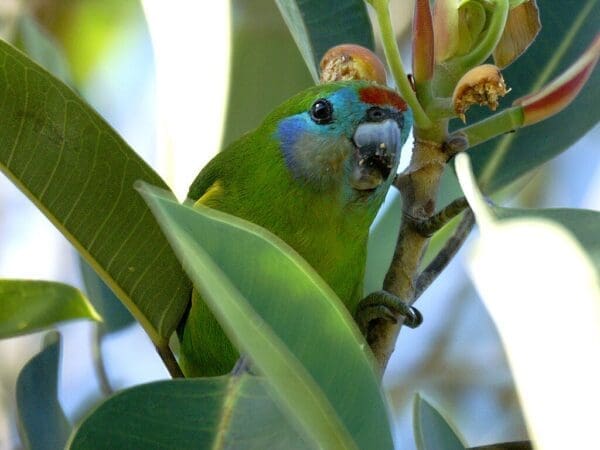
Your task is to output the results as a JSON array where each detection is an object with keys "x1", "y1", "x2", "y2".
[
  {"x1": 365, "y1": 192, "x2": 402, "y2": 294},
  {"x1": 0, "y1": 279, "x2": 100, "y2": 339},
  {"x1": 414, "y1": 394, "x2": 467, "y2": 450},
  {"x1": 17, "y1": 332, "x2": 71, "y2": 450},
  {"x1": 79, "y1": 259, "x2": 134, "y2": 333},
  {"x1": 0, "y1": 39, "x2": 191, "y2": 344},
  {"x1": 221, "y1": 0, "x2": 313, "y2": 148},
  {"x1": 467, "y1": 0, "x2": 600, "y2": 192},
  {"x1": 275, "y1": 0, "x2": 375, "y2": 82},
  {"x1": 139, "y1": 184, "x2": 395, "y2": 450},
  {"x1": 493, "y1": 206, "x2": 600, "y2": 274},
  {"x1": 69, "y1": 374, "x2": 311, "y2": 450}
]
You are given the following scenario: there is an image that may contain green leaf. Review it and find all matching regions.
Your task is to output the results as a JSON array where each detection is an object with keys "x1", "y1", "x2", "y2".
[
  {"x1": 365, "y1": 192, "x2": 402, "y2": 294},
  {"x1": 0, "y1": 39, "x2": 192, "y2": 344},
  {"x1": 467, "y1": 0, "x2": 600, "y2": 192},
  {"x1": 69, "y1": 375, "x2": 312, "y2": 450},
  {"x1": 79, "y1": 259, "x2": 134, "y2": 333},
  {"x1": 138, "y1": 184, "x2": 395, "y2": 450},
  {"x1": 493, "y1": 206, "x2": 600, "y2": 274},
  {"x1": 275, "y1": 0, "x2": 375, "y2": 82},
  {"x1": 221, "y1": 0, "x2": 313, "y2": 148},
  {"x1": 17, "y1": 331, "x2": 71, "y2": 450},
  {"x1": 0, "y1": 279, "x2": 100, "y2": 339},
  {"x1": 414, "y1": 394, "x2": 467, "y2": 450}
]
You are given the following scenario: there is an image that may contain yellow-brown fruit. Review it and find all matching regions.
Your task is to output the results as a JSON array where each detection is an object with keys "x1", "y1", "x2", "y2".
[
  {"x1": 453, "y1": 64, "x2": 509, "y2": 122},
  {"x1": 319, "y1": 44, "x2": 387, "y2": 85}
]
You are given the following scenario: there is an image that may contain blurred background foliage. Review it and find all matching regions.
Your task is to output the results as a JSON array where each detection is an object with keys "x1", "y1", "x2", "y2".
[{"x1": 0, "y1": 0, "x2": 597, "y2": 449}]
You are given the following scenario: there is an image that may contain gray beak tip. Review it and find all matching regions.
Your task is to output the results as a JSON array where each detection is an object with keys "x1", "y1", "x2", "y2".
[{"x1": 350, "y1": 119, "x2": 402, "y2": 192}]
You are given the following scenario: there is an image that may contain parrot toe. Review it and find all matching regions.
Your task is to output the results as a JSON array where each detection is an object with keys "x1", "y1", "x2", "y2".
[{"x1": 355, "y1": 290, "x2": 423, "y2": 339}]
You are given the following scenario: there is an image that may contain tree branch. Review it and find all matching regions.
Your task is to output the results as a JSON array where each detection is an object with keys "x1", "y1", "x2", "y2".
[
  {"x1": 468, "y1": 441, "x2": 532, "y2": 450},
  {"x1": 414, "y1": 209, "x2": 475, "y2": 300},
  {"x1": 363, "y1": 137, "x2": 448, "y2": 372},
  {"x1": 407, "y1": 197, "x2": 469, "y2": 237}
]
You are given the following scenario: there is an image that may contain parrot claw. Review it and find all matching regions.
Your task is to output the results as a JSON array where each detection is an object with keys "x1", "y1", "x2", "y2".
[{"x1": 355, "y1": 290, "x2": 423, "y2": 336}]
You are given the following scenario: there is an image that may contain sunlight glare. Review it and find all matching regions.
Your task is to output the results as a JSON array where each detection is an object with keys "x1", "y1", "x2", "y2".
[
  {"x1": 456, "y1": 153, "x2": 600, "y2": 450},
  {"x1": 142, "y1": 1, "x2": 231, "y2": 200}
]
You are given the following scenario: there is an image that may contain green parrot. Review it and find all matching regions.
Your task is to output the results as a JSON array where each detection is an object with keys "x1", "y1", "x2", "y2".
[{"x1": 180, "y1": 81, "x2": 413, "y2": 377}]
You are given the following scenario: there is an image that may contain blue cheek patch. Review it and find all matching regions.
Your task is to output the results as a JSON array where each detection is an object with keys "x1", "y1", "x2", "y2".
[{"x1": 277, "y1": 115, "x2": 306, "y2": 177}]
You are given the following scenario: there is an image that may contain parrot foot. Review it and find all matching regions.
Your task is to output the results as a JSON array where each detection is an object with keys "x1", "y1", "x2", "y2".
[{"x1": 355, "y1": 290, "x2": 423, "y2": 336}]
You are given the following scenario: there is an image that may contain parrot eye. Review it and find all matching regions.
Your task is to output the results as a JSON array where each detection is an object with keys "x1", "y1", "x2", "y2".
[
  {"x1": 310, "y1": 99, "x2": 334, "y2": 124},
  {"x1": 366, "y1": 106, "x2": 386, "y2": 122}
]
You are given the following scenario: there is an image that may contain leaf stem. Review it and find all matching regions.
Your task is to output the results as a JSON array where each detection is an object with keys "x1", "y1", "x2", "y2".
[
  {"x1": 92, "y1": 325, "x2": 113, "y2": 396},
  {"x1": 451, "y1": 106, "x2": 524, "y2": 149},
  {"x1": 426, "y1": 97, "x2": 455, "y2": 120},
  {"x1": 370, "y1": 0, "x2": 433, "y2": 128},
  {"x1": 156, "y1": 343, "x2": 184, "y2": 378},
  {"x1": 452, "y1": 0, "x2": 510, "y2": 70}
]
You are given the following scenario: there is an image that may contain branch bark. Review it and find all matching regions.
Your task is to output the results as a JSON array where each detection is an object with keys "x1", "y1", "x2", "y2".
[
  {"x1": 414, "y1": 209, "x2": 475, "y2": 299},
  {"x1": 407, "y1": 196, "x2": 469, "y2": 237},
  {"x1": 366, "y1": 136, "x2": 450, "y2": 372},
  {"x1": 364, "y1": 121, "x2": 479, "y2": 373}
]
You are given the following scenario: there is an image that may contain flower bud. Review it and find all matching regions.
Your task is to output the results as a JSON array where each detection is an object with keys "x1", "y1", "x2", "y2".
[
  {"x1": 514, "y1": 34, "x2": 600, "y2": 125},
  {"x1": 412, "y1": 0, "x2": 434, "y2": 83},
  {"x1": 319, "y1": 44, "x2": 387, "y2": 85},
  {"x1": 453, "y1": 64, "x2": 509, "y2": 122},
  {"x1": 433, "y1": 0, "x2": 460, "y2": 63}
]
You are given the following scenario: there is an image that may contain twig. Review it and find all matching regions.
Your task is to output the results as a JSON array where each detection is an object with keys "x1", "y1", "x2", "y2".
[
  {"x1": 468, "y1": 441, "x2": 532, "y2": 450},
  {"x1": 414, "y1": 209, "x2": 475, "y2": 300},
  {"x1": 408, "y1": 197, "x2": 469, "y2": 237},
  {"x1": 155, "y1": 344, "x2": 184, "y2": 378},
  {"x1": 392, "y1": 172, "x2": 409, "y2": 191},
  {"x1": 449, "y1": 106, "x2": 523, "y2": 151},
  {"x1": 443, "y1": 133, "x2": 469, "y2": 157},
  {"x1": 231, "y1": 355, "x2": 254, "y2": 376},
  {"x1": 369, "y1": 0, "x2": 432, "y2": 128}
]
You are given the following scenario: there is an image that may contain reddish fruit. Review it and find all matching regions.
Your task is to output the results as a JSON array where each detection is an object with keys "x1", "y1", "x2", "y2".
[{"x1": 319, "y1": 44, "x2": 387, "y2": 85}]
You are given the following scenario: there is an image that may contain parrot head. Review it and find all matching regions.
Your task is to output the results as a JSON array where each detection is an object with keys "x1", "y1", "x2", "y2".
[{"x1": 273, "y1": 81, "x2": 412, "y2": 203}]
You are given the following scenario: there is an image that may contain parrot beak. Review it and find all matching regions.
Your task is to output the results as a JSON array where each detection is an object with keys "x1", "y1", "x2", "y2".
[{"x1": 350, "y1": 114, "x2": 403, "y2": 191}]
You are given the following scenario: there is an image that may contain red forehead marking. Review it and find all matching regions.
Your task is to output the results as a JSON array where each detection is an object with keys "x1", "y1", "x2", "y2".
[{"x1": 359, "y1": 86, "x2": 407, "y2": 111}]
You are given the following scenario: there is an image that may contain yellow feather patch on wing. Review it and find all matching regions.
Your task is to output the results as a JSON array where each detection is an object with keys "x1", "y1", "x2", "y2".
[{"x1": 195, "y1": 180, "x2": 224, "y2": 207}]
